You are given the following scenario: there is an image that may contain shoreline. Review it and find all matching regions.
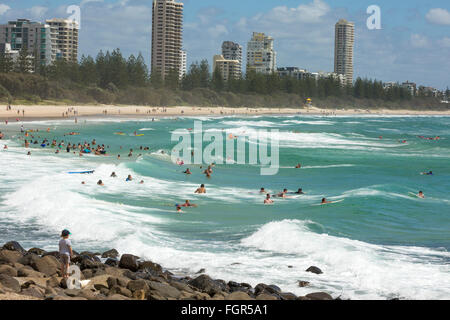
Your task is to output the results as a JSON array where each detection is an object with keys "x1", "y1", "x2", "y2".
[
  {"x1": 0, "y1": 104, "x2": 449, "y2": 122},
  {"x1": 0, "y1": 241, "x2": 334, "y2": 301}
]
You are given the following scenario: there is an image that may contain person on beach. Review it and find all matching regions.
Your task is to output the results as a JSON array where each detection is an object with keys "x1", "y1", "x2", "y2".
[
  {"x1": 59, "y1": 229, "x2": 73, "y2": 280},
  {"x1": 181, "y1": 200, "x2": 197, "y2": 207},
  {"x1": 264, "y1": 194, "x2": 274, "y2": 204},
  {"x1": 195, "y1": 184, "x2": 206, "y2": 194},
  {"x1": 417, "y1": 191, "x2": 425, "y2": 199}
]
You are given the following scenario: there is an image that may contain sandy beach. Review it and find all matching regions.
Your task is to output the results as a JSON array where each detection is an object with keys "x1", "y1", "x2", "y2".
[{"x1": 0, "y1": 104, "x2": 449, "y2": 121}]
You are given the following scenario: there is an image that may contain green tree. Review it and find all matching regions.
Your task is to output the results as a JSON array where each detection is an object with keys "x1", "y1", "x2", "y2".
[{"x1": 211, "y1": 65, "x2": 224, "y2": 91}]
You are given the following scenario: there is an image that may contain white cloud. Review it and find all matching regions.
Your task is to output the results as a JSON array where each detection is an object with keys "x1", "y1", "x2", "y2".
[
  {"x1": 0, "y1": 3, "x2": 11, "y2": 15},
  {"x1": 438, "y1": 37, "x2": 450, "y2": 48},
  {"x1": 410, "y1": 34, "x2": 430, "y2": 48},
  {"x1": 29, "y1": 6, "x2": 48, "y2": 19},
  {"x1": 266, "y1": 0, "x2": 331, "y2": 24},
  {"x1": 425, "y1": 8, "x2": 450, "y2": 25},
  {"x1": 80, "y1": 0, "x2": 104, "y2": 7}
]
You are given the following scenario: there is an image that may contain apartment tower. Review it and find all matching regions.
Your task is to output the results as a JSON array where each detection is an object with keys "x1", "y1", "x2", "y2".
[
  {"x1": 151, "y1": 0, "x2": 184, "y2": 79},
  {"x1": 213, "y1": 54, "x2": 240, "y2": 82},
  {"x1": 334, "y1": 19, "x2": 354, "y2": 86},
  {"x1": 222, "y1": 41, "x2": 242, "y2": 77},
  {"x1": 46, "y1": 18, "x2": 79, "y2": 62},
  {"x1": 246, "y1": 32, "x2": 276, "y2": 74}
]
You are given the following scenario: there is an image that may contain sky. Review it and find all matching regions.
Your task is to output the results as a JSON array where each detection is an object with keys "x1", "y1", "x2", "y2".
[{"x1": 0, "y1": 0, "x2": 449, "y2": 89}]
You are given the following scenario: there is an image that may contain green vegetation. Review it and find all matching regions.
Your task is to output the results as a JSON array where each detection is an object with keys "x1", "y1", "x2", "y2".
[{"x1": 0, "y1": 49, "x2": 447, "y2": 110}]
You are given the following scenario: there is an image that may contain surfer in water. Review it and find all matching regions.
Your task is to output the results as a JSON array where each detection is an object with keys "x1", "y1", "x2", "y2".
[
  {"x1": 181, "y1": 200, "x2": 197, "y2": 207},
  {"x1": 176, "y1": 205, "x2": 183, "y2": 213},
  {"x1": 126, "y1": 175, "x2": 133, "y2": 182},
  {"x1": 421, "y1": 171, "x2": 433, "y2": 175},
  {"x1": 295, "y1": 163, "x2": 302, "y2": 169},
  {"x1": 195, "y1": 184, "x2": 206, "y2": 194},
  {"x1": 295, "y1": 188, "x2": 304, "y2": 194},
  {"x1": 183, "y1": 168, "x2": 192, "y2": 175},
  {"x1": 264, "y1": 194, "x2": 274, "y2": 205},
  {"x1": 110, "y1": 172, "x2": 117, "y2": 177},
  {"x1": 321, "y1": 198, "x2": 333, "y2": 205},
  {"x1": 276, "y1": 189, "x2": 291, "y2": 198},
  {"x1": 417, "y1": 191, "x2": 425, "y2": 199}
]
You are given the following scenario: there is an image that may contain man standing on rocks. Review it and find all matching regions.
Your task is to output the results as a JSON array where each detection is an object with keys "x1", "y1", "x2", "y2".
[{"x1": 59, "y1": 229, "x2": 73, "y2": 280}]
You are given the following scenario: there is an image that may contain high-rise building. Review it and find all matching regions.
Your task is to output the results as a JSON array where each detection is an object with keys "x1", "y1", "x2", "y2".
[
  {"x1": 179, "y1": 49, "x2": 187, "y2": 79},
  {"x1": 46, "y1": 18, "x2": 79, "y2": 62},
  {"x1": 0, "y1": 19, "x2": 57, "y2": 66},
  {"x1": 213, "y1": 54, "x2": 240, "y2": 82},
  {"x1": 222, "y1": 41, "x2": 242, "y2": 77},
  {"x1": 151, "y1": 0, "x2": 184, "y2": 79},
  {"x1": 246, "y1": 32, "x2": 276, "y2": 74},
  {"x1": 334, "y1": 19, "x2": 354, "y2": 86}
]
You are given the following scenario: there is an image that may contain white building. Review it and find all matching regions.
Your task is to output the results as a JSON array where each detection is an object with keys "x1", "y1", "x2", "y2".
[
  {"x1": 334, "y1": 19, "x2": 355, "y2": 86},
  {"x1": 247, "y1": 32, "x2": 276, "y2": 74},
  {"x1": 213, "y1": 54, "x2": 241, "y2": 82},
  {"x1": 222, "y1": 41, "x2": 242, "y2": 77},
  {"x1": 179, "y1": 49, "x2": 187, "y2": 79}
]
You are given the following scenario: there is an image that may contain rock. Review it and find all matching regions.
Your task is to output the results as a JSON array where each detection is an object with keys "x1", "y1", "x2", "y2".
[
  {"x1": 104, "y1": 258, "x2": 119, "y2": 267},
  {"x1": 17, "y1": 253, "x2": 40, "y2": 266},
  {"x1": 191, "y1": 292, "x2": 211, "y2": 300},
  {"x1": 127, "y1": 279, "x2": 150, "y2": 293},
  {"x1": 2, "y1": 241, "x2": 26, "y2": 254},
  {"x1": 60, "y1": 278, "x2": 68, "y2": 289},
  {"x1": 119, "y1": 254, "x2": 139, "y2": 272},
  {"x1": 139, "y1": 260, "x2": 163, "y2": 274},
  {"x1": 109, "y1": 285, "x2": 132, "y2": 298},
  {"x1": 188, "y1": 275, "x2": 223, "y2": 297},
  {"x1": 79, "y1": 289, "x2": 100, "y2": 300},
  {"x1": 0, "y1": 249, "x2": 23, "y2": 264},
  {"x1": 21, "y1": 285, "x2": 46, "y2": 299},
  {"x1": 225, "y1": 291, "x2": 254, "y2": 300},
  {"x1": 42, "y1": 251, "x2": 60, "y2": 259},
  {"x1": 196, "y1": 268, "x2": 206, "y2": 274},
  {"x1": 279, "y1": 292, "x2": 297, "y2": 300},
  {"x1": 298, "y1": 281, "x2": 310, "y2": 287},
  {"x1": 104, "y1": 266, "x2": 126, "y2": 278},
  {"x1": 169, "y1": 281, "x2": 195, "y2": 294},
  {"x1": 106, "y1": 294, "x2": 131, "y2": 300},
  {"x1": 266, "y1": 285, "x2": 281, "y2": 294},
  {"x1": 297, "y1": 296, "x2": 312, "y2": 300},
  {"x1": 46, "y1": 276, "x2": 61, "y2": 288},
  {"x1": 31, "y1": 255, "x2": 60, "y2": 277},
  {"x1": 82, "y1": 269, "x2": 93, "y2": 279},
  {"x1": 305, "y1": 292, "x2": 333, "y2": 300},
  {"x1": 306, "y1": 266, "x2": 323, "y2": 274},
  {"x1": 132, "y1": 289, "x2": 147, "y2": 300},
  {"x1": 106, "y1": 277, "x2": 117, "y2": 289},
  {"x1": 80, "y1": 257, "x2": 104, "y2": 270},
  {"x1": 147, "y1": 281, "x2": 181, "y2": 299},
  {"x1": 0, "y1": 274, "x2": 21, "y2": 293},
  {"x1": 17, "y1": 267, "x2": 45, "y2": 278},
  {"x1": 256, "y1": 293, "x2": 278, "y2": 300},
  {"x1": 0, "y1": 265, "x2": 18, "y2": 277},
  {"x1": 64, "y1": 289, "x2": 81, "y2": 297},
  {"x1": 101, "y1": 249, "x2": 119, "y2": 259},
  {"x1": 28, "y1": 248, "x2": 47, "y2": 256}
]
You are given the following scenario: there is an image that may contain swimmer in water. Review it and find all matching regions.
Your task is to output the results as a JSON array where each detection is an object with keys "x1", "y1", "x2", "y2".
[
  {"x1": 295, "y1": 188, "x2": 304, "y2": 194},
  {"x1": 97, "y1": 180, "x2": 104, "y2": 186},
  {"x1": 295, "y1": 163, "x2": 301, "y2": 169},
  {"x1": 195, "y1": 184, "x2": 206, "y2": 194},
  {"x1": 183, "y1": 168, "x2": 192, "y2": 175},
  {"x1": 139, "y1": 180, "x2": 144, "y2": 184},
  {"x1": 260, "y1": 187, "x2": 267, "y2": 194},
  {"x1": 176, "y1": 205, "x2": 183, "y2": 213},
  {"x1": 417, "y1": 191, "x2": 425, "y2": 199},
  {"x1": 81, "y1": 181, "x2": 86, "y2": 185},
  {"x1": 264, "y1": 194, "x2": 274, "y2": 204},
  {"x1": 126, "y1": 175, "x2": 133, "y2": 182},
  {"x1": 421, "y1": 171, "x2": 433, "y2": 175},
  {"x1": 321, "y1": 198, "x2": 333, "y2": 204},
  {"x1": 181, "y1": 200, "x2": 197, "y2": 207},
  {"x1": 110, "y1": 172, "x2": 117, "y2": 178},
  {"x1": 277, "y1": 189, "x2": 291, "y2": 198}
]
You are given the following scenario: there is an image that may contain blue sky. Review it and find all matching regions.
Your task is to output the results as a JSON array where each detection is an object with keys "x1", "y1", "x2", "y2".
[{"x1": 0, "y1": 0, "x2": 449, "y2": 89}]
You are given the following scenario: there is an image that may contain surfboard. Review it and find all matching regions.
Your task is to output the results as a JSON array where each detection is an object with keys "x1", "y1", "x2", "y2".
[
  {"x1": 68, "y1": 170, "x2": 95, "y2": 174},
  {"x1": 408, "y1": 192, "x2": 422, "y2": 198},
  {"x1": 312, "y1": 199, "x2": 344, "y2": 206}
]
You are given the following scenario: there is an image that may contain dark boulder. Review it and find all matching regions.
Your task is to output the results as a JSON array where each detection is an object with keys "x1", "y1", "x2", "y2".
[
  {"x1": 196, "y1": 268, "x2": 206, "y2": 274},
  {"x1": 298, "y1": 281, "x2": 310, "y2": 287},
  {"x1": 306, "y1": 266, "x2": 323, "y2": 274},
  {"x1": 119, "y1": 254, "x2": 139, "y2": 272},
  {"x1": 17, "y1": 253, "x2": 40, "y2": 266},
  {"x1": 31, "y1": 255, "x2": 60, "y2": 277},
  {"x1": 101, "y1": 249, "x2": 119, "y2": 259},
  {"x1": 28, "y1": 248, "x2": 47, "y2": 256},
  {"x1": 127, "y1": 279, "x2": 150, "y2": 293},
  {"x1": 2, "y1": 241, "x2": 26, "y2": 254},
  {"x1": 42, "y1": 251, "x2": 61, "y2": 259},
  {"x1": 147, "y1": 280, "x2": 181, "y2": 299},
  {"x1": 0, "y1": 265, "x2": 18, "y2": 277},
  {"x1": 188, "y1": 275, "x2": 223, "y2": 297},
  {"x1": 305, "y1": 292, "x2": 333, "y2": 300},
  {"x1": 104, "y1": 258, "x2": 119, "y2": 267},
  {"x1": 279, "y1": 292, "x2": 297, "y2": 300},
  {"x1": 0, "y1": 274, "x2": 21, "y2": 293},
  {"x1": 139, "y1": 261, "x2": 163, "y2": 273},
  {"x1": 109, "y1": 285, "x2": 132, "y2": 298}
]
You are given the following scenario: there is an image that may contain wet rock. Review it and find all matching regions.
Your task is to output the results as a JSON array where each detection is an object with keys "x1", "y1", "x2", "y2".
[
  {"x1": 0, "y1": 249, "x2": 23, "y2": 264},
  {"x1": 188, "y1": 275, "x2": 223, "y2": 297},
  {"x1": 139, "y1": 261, "x2": 163, "y2": 274},
  {"x1": 31, "y1": 255, "x2": 60, "y2": 277},
  {"x1": 28, "y1": 248, "x2": 47, "y2": 256},
  {"x1": 305, "y1": 292, "x2": 333, "y2": 300},
  {"x1": 225, "y1": 291, "x2": 254, "y2": 300},
  {"x1": 306, "y1": 266, "x2": 323, "y2": 274},
  {"x1": 104, "y1": 258, "x2": 119, "y2": 267},
  {"x1": 101, "y1": 249, "x2": 119, "y2": 259},
  {"x1": 298, "y1": 281, "x2": 310, "y2": 287},
  {"x1": 0, "y1": 265, "x2": 18, "y2": 277},
  {"x1": 196, "y1": 268, "x2": 206, "y2": 274},
  {"x1": 2, "y1": 241, "x2": 26, "y2": 254},
  {"x1": 0, "y1": 274, "x2": 21, "y2": 293},
  {"x1": 279, "y1": 292, "x2": 297, "y2": 300},
  {"x1": 119, "y1": 254, "x2": 139, "y2": 272}
]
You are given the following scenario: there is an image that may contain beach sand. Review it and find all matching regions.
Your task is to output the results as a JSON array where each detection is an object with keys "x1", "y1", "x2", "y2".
[{"x1": 0, "y1": 104, "x2": 449, "y2": 121}]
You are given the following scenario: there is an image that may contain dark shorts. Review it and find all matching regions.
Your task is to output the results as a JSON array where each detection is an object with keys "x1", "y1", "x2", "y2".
[{"x1": 60, "y1": 254, "x2": 70, "y2": 265}]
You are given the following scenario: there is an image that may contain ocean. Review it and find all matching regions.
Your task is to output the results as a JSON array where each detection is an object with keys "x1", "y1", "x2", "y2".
[{"x1": 0, "y1": 114, "x2": 449, "y2": 300}]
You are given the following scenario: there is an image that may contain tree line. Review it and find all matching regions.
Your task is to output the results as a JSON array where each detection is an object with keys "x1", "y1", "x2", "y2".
[{"x1": 0, "y1": 48, "x2": 446, "y2": 108}]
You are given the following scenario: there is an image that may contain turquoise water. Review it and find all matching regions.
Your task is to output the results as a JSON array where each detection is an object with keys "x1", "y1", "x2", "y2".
[{"x1": 0, "y1": 115, "x2": 449, "y2": 299}]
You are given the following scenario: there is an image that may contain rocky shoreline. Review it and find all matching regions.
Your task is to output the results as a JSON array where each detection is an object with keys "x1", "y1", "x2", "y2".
[{"x1": 0, "y1": 241, "x2": 335, "y2": 301}]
